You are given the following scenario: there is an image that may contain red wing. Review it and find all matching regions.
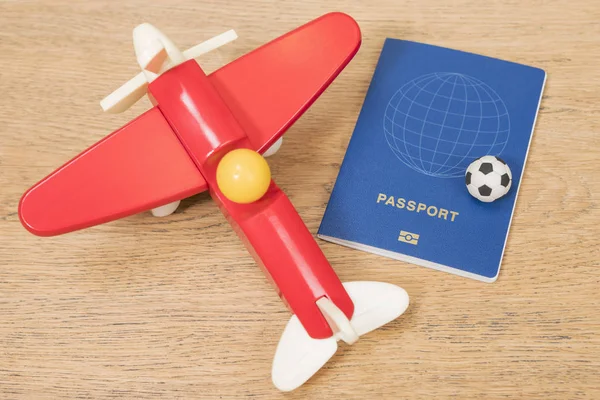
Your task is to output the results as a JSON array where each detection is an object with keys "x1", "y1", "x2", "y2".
[
  {"x1": 20, "y1": 12, "x2": 359, "y2": 237},
  {"x1": 19, "y1": 107, "x2": 206, "y2": 236},
  {"x1": 208, "y1": 12, "x2": 361, "y2": 153}
]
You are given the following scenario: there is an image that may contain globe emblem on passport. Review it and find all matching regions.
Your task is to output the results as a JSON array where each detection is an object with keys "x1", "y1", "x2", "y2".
[{"x1": 383, "y1": 72, "x2": 510, "y2": 178}]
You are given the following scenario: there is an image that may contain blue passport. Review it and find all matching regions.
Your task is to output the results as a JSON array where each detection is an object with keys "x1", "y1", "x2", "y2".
[{"x1": 318, "y1": 39, "x2": 546, "y2": 282}]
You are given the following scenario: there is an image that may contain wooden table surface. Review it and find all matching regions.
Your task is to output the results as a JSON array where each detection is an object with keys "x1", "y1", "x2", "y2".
[{"x1": 1, "y1": 1, "x2": 599, "y2": 398}]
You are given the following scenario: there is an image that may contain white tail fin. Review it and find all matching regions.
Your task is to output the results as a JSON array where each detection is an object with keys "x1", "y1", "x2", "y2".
[{"x1": 271, "y1": 281, "x2": 409, "y2": 391}]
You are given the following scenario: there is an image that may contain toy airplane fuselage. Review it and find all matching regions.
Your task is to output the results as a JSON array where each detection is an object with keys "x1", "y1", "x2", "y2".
[
  {"x1": 18, "y1": 13, "x2": 409, "y2": 391},
  {"x1": 146, "y1": 37, "x2": 354, "y2": 342}
]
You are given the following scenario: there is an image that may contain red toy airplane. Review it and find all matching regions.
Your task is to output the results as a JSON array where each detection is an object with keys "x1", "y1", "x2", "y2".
[{"x1": 19, "y1": 13, "x2": 409, "y2": 391}]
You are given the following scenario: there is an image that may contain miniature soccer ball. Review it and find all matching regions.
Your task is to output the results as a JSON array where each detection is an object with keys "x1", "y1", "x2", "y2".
[{"x1": 465, "y1": 156, "x2": 512, "y2": 202}]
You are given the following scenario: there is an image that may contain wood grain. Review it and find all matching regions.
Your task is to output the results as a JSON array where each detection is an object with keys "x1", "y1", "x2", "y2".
[{"x1": 1, "y1": 0, "x2": 599, "y2": 398}]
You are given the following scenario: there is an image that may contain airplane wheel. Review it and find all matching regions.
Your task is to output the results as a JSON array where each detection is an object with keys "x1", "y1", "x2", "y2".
[
  {"x1": 151, "y1": 200, "x2": 181, "y2": 217},
  {"x1": 263, "y1": 137, "x2": 283, "y2": 157}
]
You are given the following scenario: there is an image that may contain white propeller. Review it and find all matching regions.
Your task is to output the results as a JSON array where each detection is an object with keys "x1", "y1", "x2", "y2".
[{"x1": 100, "y1": 24, "x2": 237, "y2": 114}]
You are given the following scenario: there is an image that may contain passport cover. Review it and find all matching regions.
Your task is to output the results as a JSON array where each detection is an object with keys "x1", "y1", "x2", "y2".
[{"x1": 318, "y1": 39, "x2": 546, "y2": 282}]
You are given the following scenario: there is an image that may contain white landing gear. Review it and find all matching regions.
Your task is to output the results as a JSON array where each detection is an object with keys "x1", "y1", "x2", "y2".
[
  {"x1": 151, "y1": 200, "x2": 181, "y2": 217},
  {"x1": 263, "y1": 137, "x2": 283, "y2": 157}
]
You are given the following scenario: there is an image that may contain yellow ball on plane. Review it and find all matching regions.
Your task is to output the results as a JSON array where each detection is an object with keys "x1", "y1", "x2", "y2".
[{"x1": 216, "y1": 148, "x2": 271, "y2": 204}]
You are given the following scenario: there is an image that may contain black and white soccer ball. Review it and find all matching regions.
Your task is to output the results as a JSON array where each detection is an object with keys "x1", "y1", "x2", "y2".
[{"x1": 465, "y1": 156, "x2": 512, "y2": 203}]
